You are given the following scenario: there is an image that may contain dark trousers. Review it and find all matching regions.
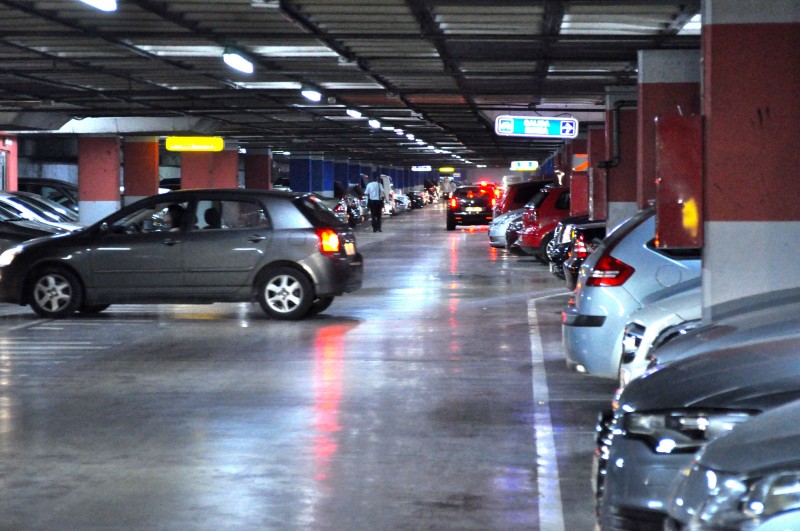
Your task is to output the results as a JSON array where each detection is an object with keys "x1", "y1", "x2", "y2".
[{"x1": 368, "y1": 199, "x2": 383, "y2": 231}]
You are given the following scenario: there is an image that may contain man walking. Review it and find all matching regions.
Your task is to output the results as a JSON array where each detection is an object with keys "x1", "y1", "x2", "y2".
[{"x1": 365, "y1": 173, "x2": 386, "y2": 232}]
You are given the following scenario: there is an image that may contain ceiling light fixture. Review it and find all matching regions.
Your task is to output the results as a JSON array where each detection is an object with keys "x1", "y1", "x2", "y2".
[
  {"x1": 223, "y1": 48, "x2": 254, "y2": 74},
  {"x1": 301, "y1": 87, "x2": 322, "y2": 102},
  {"x1": 368, "y1": 119, "x2": 381, "y2": 129},
  {"x1": 346, "y1": 109, "x2": 362, "y2": 118},
  {"x1": 77, "y1": 0, "x2": 117, "y2": 11}
]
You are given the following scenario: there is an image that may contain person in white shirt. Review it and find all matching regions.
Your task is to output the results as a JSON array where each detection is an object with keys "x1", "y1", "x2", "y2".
[{"x1": 364, "y1": 173, "x2": 386, "y2": 232}]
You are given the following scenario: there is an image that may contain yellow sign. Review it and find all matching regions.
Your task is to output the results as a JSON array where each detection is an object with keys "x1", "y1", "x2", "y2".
[
  {"x1": 165, "y1": 136, "x2": 225, "y2": 152},
  {"x1": 438, "y1": 166, "x2": 455, "y2": 173},
  {"x1": 510, "y1": 160, "x2": 539, "y2": 172}
]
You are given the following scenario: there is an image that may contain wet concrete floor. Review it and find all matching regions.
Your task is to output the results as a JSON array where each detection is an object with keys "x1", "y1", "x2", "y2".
[{"x1": 0, "y1": 203, "x2": 616, "y2": 530}]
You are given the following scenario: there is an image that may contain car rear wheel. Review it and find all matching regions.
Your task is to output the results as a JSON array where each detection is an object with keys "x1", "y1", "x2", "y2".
[
  {"x1": 28, "y1": 266, "x2": 82, "y2": 318},
  {"x1": 446, "y1": 216, "x2": 456, "y2": 231},
  {"x1": 306, "y1": 296, "x2": 334, "y2": 316},
  {"x1": 258, "y1": 266, "x2": 314, "y2": 320}
]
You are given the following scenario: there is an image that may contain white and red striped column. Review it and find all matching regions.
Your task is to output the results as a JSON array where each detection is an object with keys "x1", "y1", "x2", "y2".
[
  {"x1": 637, "y1": 49, "x2": 701, "y2": 208},
  {"x1": 702, "y1": 0, "x2": 800, "y2": 316},
  {"x1": 78, "y1": 136, "x2": 121, "y2": 224},
  {"x1": 122, "y1": 136, "x2": 159, "y2": 205}
]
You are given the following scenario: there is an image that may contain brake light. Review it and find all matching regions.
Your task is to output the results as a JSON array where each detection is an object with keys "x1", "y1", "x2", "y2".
[
  {"x1": 574, "y1": 234, "x2": 589, "y2": 259},
  {"x1": 491, "y1": 197, "x2": 497, "y2": 207},
  {"x1": 587, "y1": 254, "x2": 634, "y2": 287},
  {"x1": 449, "y1": 197, "x2": 459, "y2": 209},
  {"x1": 316, "y1": 228, "x2": 341, "y2": 253}
]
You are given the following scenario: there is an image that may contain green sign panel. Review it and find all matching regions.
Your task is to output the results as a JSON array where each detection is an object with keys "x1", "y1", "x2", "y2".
[{"x1": 494, "y1": 115, "x2": 578, "y2": 139}]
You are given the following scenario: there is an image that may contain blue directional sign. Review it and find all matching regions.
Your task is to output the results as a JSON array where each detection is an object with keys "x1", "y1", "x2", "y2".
[{"x1": 495, "y1": 115, "x2": 579, "y2": 139}]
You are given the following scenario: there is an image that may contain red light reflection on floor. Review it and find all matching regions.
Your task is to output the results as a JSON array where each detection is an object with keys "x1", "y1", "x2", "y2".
[{"x1": 312, "y1": 324, "x2": 351, "y2": 479}]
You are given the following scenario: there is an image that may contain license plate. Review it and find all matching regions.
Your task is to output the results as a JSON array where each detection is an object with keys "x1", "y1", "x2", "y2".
[
  {"x1": 465, "y1": 207, "x2": 483, "y2": 213},
  {"x1": 344, "y1": 242, "x2": 356, "y2": 256}
]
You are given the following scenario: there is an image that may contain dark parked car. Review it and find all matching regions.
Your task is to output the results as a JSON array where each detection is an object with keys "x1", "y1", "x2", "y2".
[
  {"x1": 596, "y1": 334, "x2": 800, "y2": 530},
  {"x1": 561, "y1": 220, "x2": 606, "y2": 290},
  {"x1": 0, "y1": 205, "x2": 67, "y2": 252},
  {"x1": 0, "y1": 189, "x2": 363, "y2": 320},
  {"x1": 446, "y1": 184, "x2": 495, "y2": 230},
  {"x1": 17, "y1": 177, "x2": 79, "y2": 213},
  {"x1": 407, "y1": 190, "x2": 426, "y2": 209}
]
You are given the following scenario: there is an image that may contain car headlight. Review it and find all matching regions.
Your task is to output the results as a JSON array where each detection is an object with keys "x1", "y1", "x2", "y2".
[
  {"x1": 0, "y1": 245, "x2": 23, "y2": 267},
  {"x1": 694, "y1": 471, "x2": 800, "y2": 529},
  {"x1": 623, "y1": 409, "x2": 754, "y2": 453}
]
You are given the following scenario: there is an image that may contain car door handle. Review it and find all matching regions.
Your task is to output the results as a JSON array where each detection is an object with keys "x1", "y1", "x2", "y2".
[
  {"x1": 161, "y1": 238, "x2": 180, "y2": 246},
  {"x1": 247, "y1": 235, "x2": 267, "y2": 242}
]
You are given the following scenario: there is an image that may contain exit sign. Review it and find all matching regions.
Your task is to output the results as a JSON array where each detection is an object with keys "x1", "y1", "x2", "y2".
[{"x1": 495, "y1": 115, "x2": 578, "y2": 139}]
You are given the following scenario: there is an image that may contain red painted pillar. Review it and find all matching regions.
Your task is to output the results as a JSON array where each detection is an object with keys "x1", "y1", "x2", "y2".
[
  {"x1": 703, "y1": 0, "x2": 800, "y2": 314},
  {"x1": 244, "y1": 149, "x2": 273, "y2": 190},
  {"x1": 604, "y1": 89, "x2": 638, "y2": 229},
  {"x1": 0, "y1": 134, "x2": 18, "y2": 190},
  {"x1": 588, "y1": 127, "x2": 607, "y2": 221},
  {"x1": 78, "y1": 136, "x2": 121, "y2": 224},
  {"x1": 569, "y1": 139, "x2": 589, "y2": 216},
  {"x1": 181, "y1": 149, "x2": 239, "y2": 189},
  {"x1": 637, "y1": 50, "x2": 701, "y2": 209},
  {"x1": 123, "y1": 136, "x2": 160, "y2": 205}
]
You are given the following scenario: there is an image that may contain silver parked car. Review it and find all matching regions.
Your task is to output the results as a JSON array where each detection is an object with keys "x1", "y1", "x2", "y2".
[
  {"x1": 596, "y1": 335, "x2": 800, "y2": 530},
  {"x1": 488, "y1": 207, "x2": 524, "y2": 248},
  {"x1": 666, "y1": 397, "x2": 800, "y2": 530},
  {"x1": 0, "y1": 189, "x2": 363, "y2": 320},
  {"x1": 618, "y1": 278, "x2": 702, "y2": 388},
  {"x1": 562, "y1": 207, "x2": 701, "y2": 379}
]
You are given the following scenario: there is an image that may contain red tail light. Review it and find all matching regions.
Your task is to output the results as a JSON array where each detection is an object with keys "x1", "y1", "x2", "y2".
[
  {"x1": 573, "y1": 234, "x2": 589, "y2": 259},
  {"x1": 333, "y1": 203, "x2": 346, "y2": 213},
  {"x1": 316, "y1": 228, "x2": 341, "y2": 253},
  {"x1": 491, "y1": 197, "x2": 497, "y2": 207},
  {"x1": 586, "y1": 254, "x2": 634, "y2": 287},
  {"x1": 449, "y1": 197, "x2": 459, "y2": 209}
]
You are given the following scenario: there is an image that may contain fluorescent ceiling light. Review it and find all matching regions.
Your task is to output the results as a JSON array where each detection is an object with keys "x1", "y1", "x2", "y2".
[
  {"x1": 406, "y1": 133, "x2": 415, "y2": 140},
  {"x1": 346, "y1": 109, "x2": 362, "y2": 118},
  {"x1": 301, "y1": 88, "x2": 322, "y2": 102},
  {"x1": 78, "y1": 0, "x2": 117, "y2": 11},
  {"x1": 223, "y1": 49, "x2": 254, "y2": 74},
  {"x1": 394, "y1": 129, "x2": 404, "y2": 135},
  {"x1": 368, "y1": 119, "x2": 381, "y2": 129}
]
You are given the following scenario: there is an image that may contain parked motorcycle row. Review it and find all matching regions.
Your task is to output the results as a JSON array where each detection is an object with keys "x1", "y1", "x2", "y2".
[{"x1": 487, "y1": 179, "x2": 800, "y2": 531}]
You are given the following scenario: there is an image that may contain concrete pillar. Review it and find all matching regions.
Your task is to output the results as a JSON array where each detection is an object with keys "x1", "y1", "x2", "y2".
[
  {"x1": 181, "y1": 149, "x2": 239, "y2": 189},
  {"x1": 603, "y1": 88, "x2": 638, "y2": 230},
  {"x1": 637, "y1": 50, "x2": 701, "y2": 209},
  {"x1": 587, "y1": 127, "x2": 607, "y2": 222},
  {"x1": 702, "y1": 0, "x2": 800, "y2": 316},
  {"x1": 122, "y1": 136, "x2": 159, "y2": 205},
  {"x1": 569, "y1": 138, "x2": 589, "y2": 216},
  {"x1": 0, "y1": 134, "x2": 18, "y2": 191},
  {"x1": 78, "y1": 136, "x2": 121, "y2": 224},
  {"x1": 244, "y1": 149, "x2": 272, "y2": 190},
  {"x1": 289, "y1": 158, "x2": 313, "y2": 192}
]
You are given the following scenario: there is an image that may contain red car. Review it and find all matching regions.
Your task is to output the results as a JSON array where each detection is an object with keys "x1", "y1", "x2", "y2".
[{"x1": 517, "y1": 184, "x2": 571, "y2": 262}]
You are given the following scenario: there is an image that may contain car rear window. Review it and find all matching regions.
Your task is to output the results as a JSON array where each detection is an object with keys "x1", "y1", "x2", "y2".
[
  {"x1": 526, "y1": 189, "x2": 549, "y2": 208},
  {"x1": 294, "y1": 195, "x2": 346, "y2": 228}
]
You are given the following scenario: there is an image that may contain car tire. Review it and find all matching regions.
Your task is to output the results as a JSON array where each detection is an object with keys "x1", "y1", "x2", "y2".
[
  {"x1": 537, "y1": 232, "x2": 554, "y2": 264},
  {"x1": 79, "y1": 303, "x2": 110, "y2": 315},
  {"x1": 258, "y1": 266, "x2": 314, "y2": 320},
  {"x1": 306, "y1": 296, "x2": 334, "y2": 316},
  {"x1": 446, "y1": 217, "x2": 456, "y2": 231},
  {"x1": 28, "y1": 266, "x2": 82, "y2": 318}
]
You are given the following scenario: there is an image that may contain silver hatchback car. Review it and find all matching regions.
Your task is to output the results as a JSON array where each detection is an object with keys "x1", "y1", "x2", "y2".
[
  {"x1": 562, "y1": 207, "x2": 701, "y2": 379},
  {"x1": 0, "y1": 189, "x2": 363, "y2": 320}
]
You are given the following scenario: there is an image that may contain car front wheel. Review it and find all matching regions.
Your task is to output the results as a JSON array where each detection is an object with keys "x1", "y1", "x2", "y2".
[
  {"x1": 258, "y1": 266, "x2": 314, "y2": 320},
  {"x1": 29, "y1": 266, "x2": 82, "y2": 318}
]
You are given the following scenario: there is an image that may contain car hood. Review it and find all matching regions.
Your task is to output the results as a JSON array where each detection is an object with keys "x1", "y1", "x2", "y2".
[
  {"x1": 698, "y1": 398, "x2": 800, "y2": 473},
  {"x1": 620, "y1": 335, "x2": 800, "y2": 412}
]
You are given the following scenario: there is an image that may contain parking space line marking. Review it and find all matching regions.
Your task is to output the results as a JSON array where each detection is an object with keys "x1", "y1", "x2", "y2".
[{"x1": 529, "y1": 292, "x2": 567, "y2": 531}]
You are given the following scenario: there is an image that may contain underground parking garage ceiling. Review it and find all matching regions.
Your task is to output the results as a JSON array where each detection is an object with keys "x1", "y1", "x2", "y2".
[{"x1": 0, "y1": 0, "x2": 700, "y2": 167}]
